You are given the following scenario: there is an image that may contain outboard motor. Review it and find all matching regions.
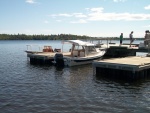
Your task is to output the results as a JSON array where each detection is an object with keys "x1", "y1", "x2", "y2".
[{"x1": 54, "y1": 53, "x2": 64, "y2": 67}]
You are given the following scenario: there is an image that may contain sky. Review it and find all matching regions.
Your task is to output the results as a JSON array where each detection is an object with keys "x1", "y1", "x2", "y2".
[{"x1": 0, "y1": 0, "x2": 150, "y2": 38}]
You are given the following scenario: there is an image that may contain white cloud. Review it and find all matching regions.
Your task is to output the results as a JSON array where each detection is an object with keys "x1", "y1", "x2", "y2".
[
  {"x1": 70, "y1": 19, "x2": 87, "y2": 24},
  {"x1": 87, "y1": 7, "x2": 150, "y2": 21},
  {"x1": 26, "y1": 0, "x2": 36, "y2": 4},
  {"x1": 73, "y1": 13, "x2": 87, "y2": 18},
  {"x1": 59, "y1": 14, "x2": 73, "y2": 17},
  {"x1": 50, "y1": 7, "x2": 150, "y2": 23},
  {"x1": 51, "y1": 13, "x2": 87, "y2": 18},
  {"x1": 51, "y1": 13, "x2": 72, "y2": 17},
  {"x1": 88, "y1": 12, "x2": 150, "y2": 21},
  {"x1": 113, "y1": 0, "x2": 126, "y2": 2},
  {"x1": 89, "y1": 7, "x2": 104, "y2": 13},
  {"x1": 144, "y1": 5, "x2": 150, "y2": 10}
]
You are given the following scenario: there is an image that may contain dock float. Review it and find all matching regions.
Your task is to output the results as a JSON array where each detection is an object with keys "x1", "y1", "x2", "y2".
[
  {"x1": 93, "y1": 56, "x2": 150, "y2": 80},
  {"x1": 26, "y1": 52, "x2": 71, "y2": 65},
  {"x1": 27, "y1": 52, "x2": 56, "y2": 65},
  {"x1": 103, "y1": 46, "x2": 149, "y2": 58}
]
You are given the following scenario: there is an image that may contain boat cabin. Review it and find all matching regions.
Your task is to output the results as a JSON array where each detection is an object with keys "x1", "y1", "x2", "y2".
[{"x1": 62, "y1": 40, "x2": 97, "y2": 57}]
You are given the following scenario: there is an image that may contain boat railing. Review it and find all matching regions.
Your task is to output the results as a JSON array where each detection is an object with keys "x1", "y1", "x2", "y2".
[
  {"x1": 26, "y1": 45, "x2": 42, "y2": 52},
  {"x1": 26, "y1": 45, "x2": 60, "y2": 53}
]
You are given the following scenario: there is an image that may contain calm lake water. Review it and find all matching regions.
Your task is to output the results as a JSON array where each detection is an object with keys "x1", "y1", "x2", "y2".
[{"x1": 0, "y1": 40, "x2": 150, "y2": 113}]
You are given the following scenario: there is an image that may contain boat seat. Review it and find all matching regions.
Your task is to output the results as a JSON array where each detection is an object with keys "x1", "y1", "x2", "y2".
[
  {"x1": 73, "y1": 50, "x2": 78, "y2": 57},
  {"x1": 80, "y1": 51, "x2": 85, "y2": 57}
]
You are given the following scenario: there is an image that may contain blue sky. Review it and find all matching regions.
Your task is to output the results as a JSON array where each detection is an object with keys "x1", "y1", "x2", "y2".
[{"x1": 0, "y1": 0, "x2": 150, "y2": 38}]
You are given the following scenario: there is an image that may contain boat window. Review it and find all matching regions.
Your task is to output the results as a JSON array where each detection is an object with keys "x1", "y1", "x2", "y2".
[
  {"x1": 88, "y1": 46, "x2": 96, "y2": 52},
  {"x1": 74, "y1": 45, "x2": 83, "y2": 50}
]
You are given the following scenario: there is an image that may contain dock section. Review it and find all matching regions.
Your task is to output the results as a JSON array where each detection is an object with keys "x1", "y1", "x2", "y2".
[
  {"x1": 93, "y1": 56, "x2": 150, "y2": 80},
  {"x1": 27, "y1": 52, "x2": 56, "y2": 65},
  {"x1": 26, "y1": 52, "x2": 71, "y2": 65},
  {"x1": 104, "y1": 46, "x2": 136, "y2": 58},
  {"x1": 102, "y1": 44, "x2": 149, "y2": 58}
]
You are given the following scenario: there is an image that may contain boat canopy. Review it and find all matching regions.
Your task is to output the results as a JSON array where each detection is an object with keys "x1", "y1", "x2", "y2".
[{"x1": 62, "y1": 40, "x2": 95, "y2": 46}]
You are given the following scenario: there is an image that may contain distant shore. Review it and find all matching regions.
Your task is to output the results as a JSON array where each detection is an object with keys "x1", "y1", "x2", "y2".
[{"x1": 0, "y1": 33, "x2": 144, "y2": 40}]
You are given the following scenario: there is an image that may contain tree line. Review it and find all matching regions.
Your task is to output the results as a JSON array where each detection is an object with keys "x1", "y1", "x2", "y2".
[
  {"x1": 0, "y1": 34, "x2": 92, "y2": 40},
  {"x1": 0, "y1": 33, "x2": 143, "y2": 40}
]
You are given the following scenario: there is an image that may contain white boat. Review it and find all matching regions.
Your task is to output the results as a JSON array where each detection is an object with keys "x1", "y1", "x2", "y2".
[{"x1": 54, "y1": 40, "x2": 106, "y2": 66}]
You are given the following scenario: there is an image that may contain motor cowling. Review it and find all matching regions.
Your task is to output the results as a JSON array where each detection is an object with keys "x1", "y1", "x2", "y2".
[{"x1": 54, "y1": 53, "x2": 64, "y2": 66}]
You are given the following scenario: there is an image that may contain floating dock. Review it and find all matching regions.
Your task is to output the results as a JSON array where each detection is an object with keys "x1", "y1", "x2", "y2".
[
  {"x1": 102, "y1": 44, "x2": 149, "y2": 58},
  {"x1": 93, "y1": 56, "x2": 150, "y2": 80},
  {"x1": 27, "y1": 52, "x2": 56, "y2": 64},
  {"x1": 26, "y1": 52, "x2": 70, "y2": 65},
  {"x1": 25, "y1": 45, "x2": 62, "y2": 65}
]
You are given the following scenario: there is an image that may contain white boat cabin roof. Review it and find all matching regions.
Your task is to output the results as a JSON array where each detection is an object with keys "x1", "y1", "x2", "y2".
[{"x1": 62, "y1": 40, "x2": 95, "y2": 46}]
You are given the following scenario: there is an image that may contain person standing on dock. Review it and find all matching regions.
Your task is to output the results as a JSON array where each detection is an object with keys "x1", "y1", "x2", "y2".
[
  {"x1": 120, "y1": 33, "x2": 123, "y2": 46},
  {"x1": 129, "y1": 31, "x2": 134, "y2": 47},
  {"x1": 144, "y1": 30, "x2": 150, "y2": 47}
]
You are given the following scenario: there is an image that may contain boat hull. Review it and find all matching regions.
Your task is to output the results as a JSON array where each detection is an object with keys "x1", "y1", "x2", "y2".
[{"x1": 64, "y1": 55, "x2": 103, "y2": 66}]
